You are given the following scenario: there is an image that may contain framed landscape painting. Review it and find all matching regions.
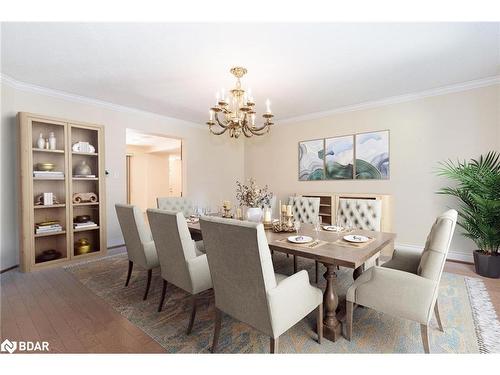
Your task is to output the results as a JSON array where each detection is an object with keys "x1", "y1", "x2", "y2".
[
  {"x1": 355, "y1": 130, "x2": 390, "y2": 179},
  {"x1": 325, "y1": 135, "x2": 354, "y2": 179},
  {"x1": 298, "y1": 139, "x2": 325, "y2": 180}
]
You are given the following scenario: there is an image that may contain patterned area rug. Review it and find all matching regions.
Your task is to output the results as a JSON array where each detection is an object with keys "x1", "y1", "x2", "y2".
[{"x1": 65, "y1": 251, "x2": 499, "y2": 353}]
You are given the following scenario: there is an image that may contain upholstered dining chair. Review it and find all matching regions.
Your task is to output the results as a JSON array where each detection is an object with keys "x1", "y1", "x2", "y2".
[
  {"x1": 259, "y1": 195, "x2": 277, "y2": 214},
  {"x1": 288, "y1": 196, "x2": 321, "y2": 283},
  {"x1": 337, "y1": 198, "x2": 383, "y2": 267},
  {"x1": 115, "y1": 204, "x2": 159, "y2": 300},
  {"x1": 200, "y1": 216, "x2": 323, "y2": 354},
  {"x1": 345, "y1": 209, "x2": 457, "y2": 353},
  {"x1": 157, "y1": 197, "x2": 194, "y2": 217},
  {"x1": 146, "y1": 209, "x2": 212, "y2": 334}
]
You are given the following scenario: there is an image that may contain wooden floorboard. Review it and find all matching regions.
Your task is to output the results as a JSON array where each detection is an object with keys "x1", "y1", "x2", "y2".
[{"x1": 1, "y1": 260, "x2": 498, "y2": 353}]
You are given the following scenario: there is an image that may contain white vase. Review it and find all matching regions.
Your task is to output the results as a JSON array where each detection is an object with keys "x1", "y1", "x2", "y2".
[
  {"x1": 48, "y1": 132, "x2": 57, "y2": 150},
  {"x1": 36, "y1": 133, "x2": 45, "y2": 149},
  {"x1": 246, "y1": 207, "x2": 263, "y2": 222}
]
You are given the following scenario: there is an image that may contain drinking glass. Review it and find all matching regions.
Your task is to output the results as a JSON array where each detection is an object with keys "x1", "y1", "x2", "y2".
[
  {"x1": 313, "y1": 216, "x2": 322, "y2": 239},
  {"x1": 294, "y1": 220, "x2": 301, "y2": 237}
]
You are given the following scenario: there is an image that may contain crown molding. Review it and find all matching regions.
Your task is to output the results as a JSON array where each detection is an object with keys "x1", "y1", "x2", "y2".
[
  {"x1": 0, "y1": 74, "x2": 206, "y2": 130},
  {"x1": 277, "y1": 75, "x2": 500, "y2": 125}
]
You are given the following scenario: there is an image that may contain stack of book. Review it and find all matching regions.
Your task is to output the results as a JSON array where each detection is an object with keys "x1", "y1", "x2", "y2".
[
  {"x1": 34, "y1": 171, "x2": 64, "y2": 179},
  {"x1": 35, "y1": 221, "x2": 63, "y2": 235},
  {"x1": 74, "y1": 221, "x2": 98, "y2": 230}
]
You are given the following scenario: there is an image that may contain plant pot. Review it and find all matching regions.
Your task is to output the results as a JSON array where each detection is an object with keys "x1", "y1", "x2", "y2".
[
  {"x1": 473, "y1": 250, "x2": 500, "y2": 278},
  {"x1": 246, "y1": 207, "x2": 263, "y2": 222}
]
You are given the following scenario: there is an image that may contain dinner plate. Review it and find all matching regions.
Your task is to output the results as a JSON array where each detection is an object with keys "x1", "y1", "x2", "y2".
[
  {"x1": 343, "y1": 234, "x2": 370, "y2": 243},
  {"x1": 322, "y1": 225, "x2": 343, "y2": 232},
  {"x1": 287, "y1": 235, "x2": 313, "y2": 244}
]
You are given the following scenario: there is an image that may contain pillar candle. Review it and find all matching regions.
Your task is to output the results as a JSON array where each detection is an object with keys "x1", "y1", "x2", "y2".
[
  {"x1": 286, "y1": 205, "x2": 292, "y2": 216},
  {"x1": 264, "y1": 209, "x2": 272, "y2": 223}
]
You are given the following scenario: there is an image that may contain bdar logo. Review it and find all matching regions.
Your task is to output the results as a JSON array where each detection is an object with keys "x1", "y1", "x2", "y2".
[{"x1": 1, "y1": 339, "x2": 17, "y2": 354}]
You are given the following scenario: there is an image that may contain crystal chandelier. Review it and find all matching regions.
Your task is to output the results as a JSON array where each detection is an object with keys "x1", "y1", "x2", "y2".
[{"x1": 206, "y1": 67, "x2": 274, "y2": 138}]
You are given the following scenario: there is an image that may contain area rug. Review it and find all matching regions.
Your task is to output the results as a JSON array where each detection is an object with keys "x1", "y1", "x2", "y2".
[{"x1": 65, "y1": 251, "x2": 500, "y2": 353}]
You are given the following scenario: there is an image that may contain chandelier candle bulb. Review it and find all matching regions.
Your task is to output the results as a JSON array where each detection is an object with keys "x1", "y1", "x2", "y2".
[{"x1": 265, "y1": 98, "x2": 271, "y2": 113}]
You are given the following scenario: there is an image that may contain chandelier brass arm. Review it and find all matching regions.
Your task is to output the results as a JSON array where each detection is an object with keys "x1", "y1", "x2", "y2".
[{"x1": 206, "y1": 66, "x2": 275, "y2": 139}]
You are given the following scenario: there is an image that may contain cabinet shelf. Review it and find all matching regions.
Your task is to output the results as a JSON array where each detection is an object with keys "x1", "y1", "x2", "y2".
[
  {"x1": 34, "y1": 204, "x2": 66, "y2": 209},
  {"x1": 33, "y1": 177, "x2": 65, "y2": 181},
  {"x1": 72, "y1": 152, "x2": 98, "y2": 156},
  {"x1": 72, "y1": 177, "x2": 99, "y2": 180},
  {"x1": 33, "y1": 148, "x2": 65, "y2": 153},
  {"x1": 73, "y1": 226, "x2": 100, "y2": 233},
  {"x1": 34, "y1": 230, "x2": 66, "y2": 238}
]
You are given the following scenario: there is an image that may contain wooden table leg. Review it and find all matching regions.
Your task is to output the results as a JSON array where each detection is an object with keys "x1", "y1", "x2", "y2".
[{"x1": 322, "y1": 263, "x2": 342, "y2": 342}]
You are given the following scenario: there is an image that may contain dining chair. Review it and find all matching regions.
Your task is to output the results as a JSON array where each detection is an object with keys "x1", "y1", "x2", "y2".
[
  {"x1": 345, "y1": 209, "x2": 457, "y2": 353},
  {"x1": 288, "y1": 196, "x2": 321, "y2": 283},
  {"x1": 259, "y1": 195, "x2": 277, "y2": 215},
  {"x1": 337, "y1": 198, "x2": 383, "y2": 268},
  {"x1": 146, "y1": 209, "x2": 212, "y2": 334},
  {"x1": 115, "y1": 204, "x2": 160, "y2": 300},
  {"x1": 157, "y1": 197, "x2": 194, "y2": 217},
  {"x1": 200, "y1": 216, "x2": 323, "y2": 354}
]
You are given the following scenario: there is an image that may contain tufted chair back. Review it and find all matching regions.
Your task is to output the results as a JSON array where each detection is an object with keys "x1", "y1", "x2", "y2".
[
  {"x1": 157, "y1": 197, "x2": 194, "y2": 217},
  {"x1": 337, "y1": 198, "x2": 382, "y2": 231},
  {"x1": 259, "y1": 195, "x2": 276, "y2": 213},
  {"x1": 288, "y1": 196, "x2": 320, "y2": 224},
  {"x1": 417, "y1": 209, "x2": 457, "y2": 281},
  {"x1": 200, "y1": 216, "x2": 277, "y2": 336}
]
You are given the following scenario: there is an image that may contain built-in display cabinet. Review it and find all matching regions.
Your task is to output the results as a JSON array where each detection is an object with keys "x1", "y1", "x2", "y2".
[{"x1": 18, "y1": 112, "x2": 106, "y2": 272}]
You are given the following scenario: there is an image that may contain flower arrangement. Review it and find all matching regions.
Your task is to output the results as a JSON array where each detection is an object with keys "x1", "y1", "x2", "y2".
[{"x1": 235, "y1": 178, "x2": 273, "y2": 208}]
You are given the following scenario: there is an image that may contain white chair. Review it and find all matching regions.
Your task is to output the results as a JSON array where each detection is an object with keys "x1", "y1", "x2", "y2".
[
  {"x1": 147, "y1": 209, "x2": 212, "y2": 334},
  {"x1": 115, "y1": 204, "x2": 159, "y2": 300},
  {"x1": 288, "y1": 196, "x2": 321, "y2": 282},
  {"x1": 157, "y1": 197, "x2": 194, "y2": 217},
  {"x1": 337, "y1": 198, "x2": 383, "y2": 267},
  {"x1": 200, "y1": 216, "x2": 323, "y2": 353},
  {"x1": 346, "y1": 210, "x2": 457, "y2": 353}
]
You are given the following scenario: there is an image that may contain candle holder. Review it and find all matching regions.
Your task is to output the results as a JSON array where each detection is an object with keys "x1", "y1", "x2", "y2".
[
  {"x1": 222, "y1": 207, "x2": 233, "y2": 218},
  {"x1": 272, "y1": 208, "x2": 296, "y2": 233}
]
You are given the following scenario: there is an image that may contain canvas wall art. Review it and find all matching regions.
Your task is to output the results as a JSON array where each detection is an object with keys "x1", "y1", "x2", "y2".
[
  {"x1": 355, "y1": 130, "x2": 390, "y2": 179},
  {"x1": 325, "y1": 135, "x2": 354, "y2": 179},
  {"x1": 298, "y1": 139, "x2": 325, "y2": 180}
]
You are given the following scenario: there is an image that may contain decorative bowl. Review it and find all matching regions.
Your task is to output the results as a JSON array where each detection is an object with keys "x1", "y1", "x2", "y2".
[
  {"x1": 37, "y1": 162, "x2": 55, "y2": 171},
  {"x1": 75, "y1": 238, "x2": 91, "y2": 255},
  {"x1": 74, "y1": 215, "x2": 91, "y2": 223}
]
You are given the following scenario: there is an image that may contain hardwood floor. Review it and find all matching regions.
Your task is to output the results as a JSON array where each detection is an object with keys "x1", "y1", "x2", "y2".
[{"x1": 1, "y1": 260, "x2": 498, "y2": 353}]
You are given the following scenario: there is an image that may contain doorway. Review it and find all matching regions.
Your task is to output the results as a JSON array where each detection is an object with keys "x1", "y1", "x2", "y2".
[{"x1": 125, "y1": 129, "x2": 182, "y2": 212}]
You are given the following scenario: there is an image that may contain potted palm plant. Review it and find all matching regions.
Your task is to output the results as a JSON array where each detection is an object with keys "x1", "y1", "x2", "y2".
[{"x1": 437, "y1": 151, "x2": 500, "y2": 278}]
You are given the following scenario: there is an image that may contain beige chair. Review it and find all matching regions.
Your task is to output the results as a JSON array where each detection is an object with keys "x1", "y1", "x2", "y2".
[
  {"x1": 337, "y1": 198, "x2": 383, "y2": 267},
  {"x1": 147, "y1": 209, "x2": 212, "y2": 334},
  {"x1": 200, "y1": 216, "x2": 323, "y2": 353},
  {"x1": 157, "y1": 197, "x2": 194, "y2": 217},
  {"x1": 115, "y1": 204, "x2": 159, "y2": 300},
  {"x1": 346, "y1": 209, "x2": 457, "y2": 353},
  {"x1": 288, "y1": 196, "x2": 321, "y2": 283}
]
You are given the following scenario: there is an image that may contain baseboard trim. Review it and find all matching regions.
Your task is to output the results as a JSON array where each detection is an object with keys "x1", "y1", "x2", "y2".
[
  {"x1": 0, "y1": 265, "x2": 19, "y2": 274},
  {"x1": 395, "y1": 242, "x2": 474, "y2": 263}
]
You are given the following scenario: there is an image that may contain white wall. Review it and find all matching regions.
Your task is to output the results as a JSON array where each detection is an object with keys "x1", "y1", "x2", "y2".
[
  {"x1": 244, "y1": 85, "x2": 500, "y2": 262},
  {"x1": 0, "y1": 81, "x2": 245, "y2": 270}
]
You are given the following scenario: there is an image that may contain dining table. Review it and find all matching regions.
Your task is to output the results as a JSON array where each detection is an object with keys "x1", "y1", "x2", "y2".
[{"x1": 187, "y1": 220, "x2": 396, "y2": 342}]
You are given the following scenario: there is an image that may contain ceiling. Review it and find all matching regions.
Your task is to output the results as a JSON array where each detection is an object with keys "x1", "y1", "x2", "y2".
[
  {"x1": 126, "y1": 128, "x2": 181, "y2": 152},
  {"x1": 1, "y1": 23, "x2": 499, "y2": 124}
]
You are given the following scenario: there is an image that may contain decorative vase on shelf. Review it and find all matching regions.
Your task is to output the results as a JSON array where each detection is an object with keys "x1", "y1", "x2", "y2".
[
  {"x1": 36, "y1": 133, "x2": 45, "y2": 149},
  {"x1": 246, "y1": 207, "x2": 263, "y2": 222},
  {"x1": 48, "y1": 132, "x2": 57, "y2": 150},
  {"x1": 74, "y1": 160, "x2": 92, "y2": 176}
]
